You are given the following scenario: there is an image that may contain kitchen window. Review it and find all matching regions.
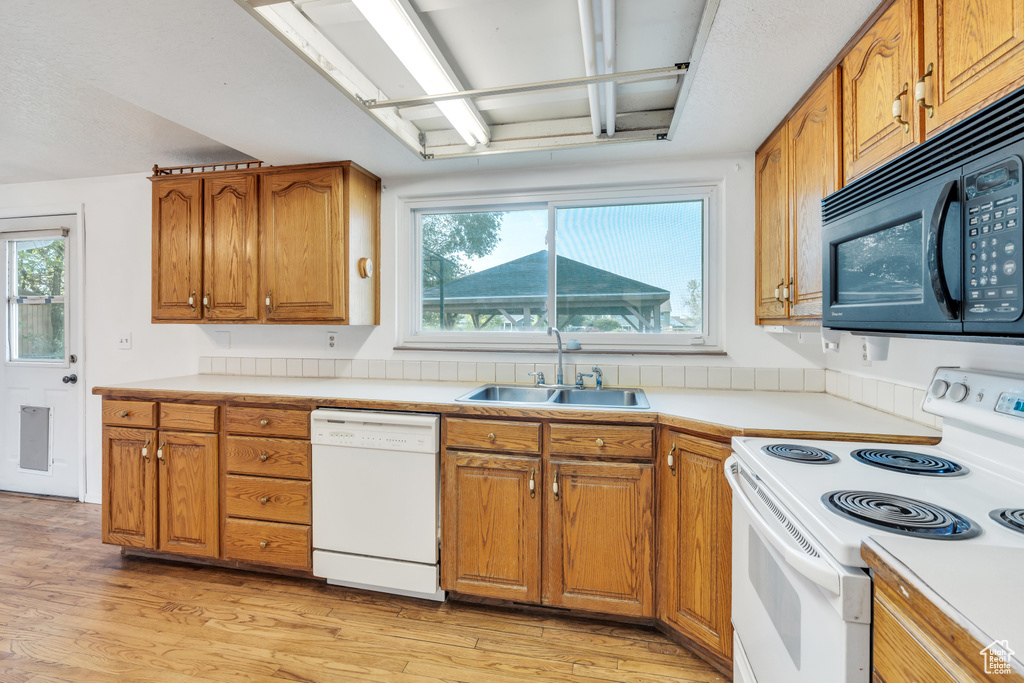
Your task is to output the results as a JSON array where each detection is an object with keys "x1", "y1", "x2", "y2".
[
  {"x1": 400, "y1": 186, "x2": 717, "y2": 352},
  {"x1": 6, "y1": 232, "x2": 68, "y2": 364}
]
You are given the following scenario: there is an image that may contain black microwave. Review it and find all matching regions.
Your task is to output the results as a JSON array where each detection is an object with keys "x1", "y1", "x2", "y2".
[{"x1": 822, "y1": 88, "x2": 1024, "y2": 342}]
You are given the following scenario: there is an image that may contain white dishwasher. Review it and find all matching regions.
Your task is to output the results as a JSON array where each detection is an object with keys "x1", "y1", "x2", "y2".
[{"x1": 310, "y1": 409, "x2": 444, "y2": 601}]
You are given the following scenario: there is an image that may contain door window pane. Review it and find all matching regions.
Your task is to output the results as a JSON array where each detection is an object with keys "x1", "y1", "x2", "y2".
[
  {"x1": 835, "y1": 220, "x2": 924, "y2": 304},
  {"x1": 13, "y1": 302, "x2": 65, "y2": 360},
  {"x1": 16, "y1": 238, "x2": 65, "y2": 296},
  {"x1": 8, "y1": 236, "x2": 66, "y2": 362},
  {"x1": 421, "y1": 210, "x2": 548, "y2": 331},
  {"x1": 555, "y1": 202, "x2": 704, "y2": 333}
]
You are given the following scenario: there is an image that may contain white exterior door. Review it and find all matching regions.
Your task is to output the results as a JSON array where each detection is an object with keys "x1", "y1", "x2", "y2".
[{"x1": 0, "y1": 214, "x2": 82, "y2": 499}]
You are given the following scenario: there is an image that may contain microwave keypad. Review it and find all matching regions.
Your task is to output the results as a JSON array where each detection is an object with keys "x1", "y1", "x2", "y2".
[{"x1": 966, "y1": 188, "x2": 1022, "y2": 320}]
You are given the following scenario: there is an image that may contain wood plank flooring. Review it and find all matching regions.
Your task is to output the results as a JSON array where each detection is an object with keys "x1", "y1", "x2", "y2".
[{"x1": 0, "y1": 493, "x2": 724, "y2": 683}]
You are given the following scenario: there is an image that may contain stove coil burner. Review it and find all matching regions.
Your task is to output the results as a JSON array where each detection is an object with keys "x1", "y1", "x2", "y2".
[
  {"x1": 850, "y1": 449, "x2": 967, "y2": 476},
  {"x1": 822, "y1": 491, "x2": 981, "y2": 539},
  {"x1": 990, "y1": 508, "x2": 1024, "y2": 536},
  {"x1": 761, "y1": 444, "x2": 838, "y2": 464}
]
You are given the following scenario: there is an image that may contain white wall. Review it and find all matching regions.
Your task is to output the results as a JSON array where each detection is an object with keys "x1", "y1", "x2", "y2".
[{"x1": 0, "y1": 154, "x2": 824, "y2": 502}]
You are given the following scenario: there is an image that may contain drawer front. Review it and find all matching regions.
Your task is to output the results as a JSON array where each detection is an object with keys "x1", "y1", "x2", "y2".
[
  {"x1": 225, "y1": 406, "x2": 310, "y2": 438},
  {"x1": 445, "y1": 418, "x2": 541, "y2": 454},
  {"x1": 226, "y1": 475, "x2": 311, "y2": 524},
  {"x1": 223, "y1": 518, "x2": 310, "y2": 570},
  {"x1": 549, "y1": 424, "x2": 654, "y2": 460},
  {"x1": 160, "y1": 403, "x2": 218, "y2": 432},
  {"x1": 102, "y1": 400, "x2": 157, "y2": 428},
  {"x1": 226, "y1": 436, "x2": 311, "y2": 479}
]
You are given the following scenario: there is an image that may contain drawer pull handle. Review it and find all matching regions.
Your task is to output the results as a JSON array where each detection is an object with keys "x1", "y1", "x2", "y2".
[
  {"x1": 260, "y1": 419, "x2": 270, "y2": 426},
  {"x1": 487, "y1": 432, "x2": 496, "y2": 440},
  {"x1": 119, "y1": 410, "x2": 129, "y2": 418},
  {"x1": 553, "y1": 469, "x2": 560, "y2": 501},
  {"x1": 668, "y1": 443, "x2": 676, "y2": 475},
  {"x1": 529, "y1": 468, "x2": 536, "y2": 499},
  {"x1": 259, "y1": 453, "x2": 269, "y2": 462},
  {"x1": 259, "y1": 541, "x2": 268, "y2": 549},
  {"x1": 260, "y1": 497, "x2": 270, "y2": 504},
  {"x1": 892, "y1": 83, "x2": 910, "y2": 133},
  {"x1": 596, "y1": 438, "x2": 605, "y2": 447}
]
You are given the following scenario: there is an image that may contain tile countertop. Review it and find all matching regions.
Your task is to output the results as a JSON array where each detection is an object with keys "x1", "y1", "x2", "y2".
[
  {"x1": 864, "y1": 536, "x2": 1024, "y2": 675},
  {"x1": 93, "y1": 375, "x2": 940, "y2": 440}
]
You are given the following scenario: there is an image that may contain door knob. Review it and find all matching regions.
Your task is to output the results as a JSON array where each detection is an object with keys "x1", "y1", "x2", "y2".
[{"x1": 62, "y1": 374, "x2": 77, "y2": 384}]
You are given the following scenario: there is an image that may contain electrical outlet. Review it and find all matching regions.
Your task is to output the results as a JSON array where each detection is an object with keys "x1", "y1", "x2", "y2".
[
  {"x1": 860, "y1": 340, "x2": 872, "y2": 367},
  {"x1": 117, "y1": 333, "x2": 131, "y2": 350},
  {"x1": 326, "y1": 331, "x2": 338, "y2": 349}
]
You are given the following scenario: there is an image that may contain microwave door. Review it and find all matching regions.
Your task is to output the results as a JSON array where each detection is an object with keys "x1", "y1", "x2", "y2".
[{"x1": 824, "y1": 169, "x2": 963, "y2": 333}]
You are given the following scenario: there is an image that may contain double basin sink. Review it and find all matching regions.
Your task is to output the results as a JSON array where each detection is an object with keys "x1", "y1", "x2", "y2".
[{"x1": 456, "y1": 384, "x2": 650, "y2": 410}]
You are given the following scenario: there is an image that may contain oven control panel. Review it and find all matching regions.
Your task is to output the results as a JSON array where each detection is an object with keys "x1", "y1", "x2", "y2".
[
  {"x1": 964, "y1": 157, "x2": 1024, "y2": 321},
  {"x1": 925, "y1": 368, "x2": 1024, "y2": 437}
]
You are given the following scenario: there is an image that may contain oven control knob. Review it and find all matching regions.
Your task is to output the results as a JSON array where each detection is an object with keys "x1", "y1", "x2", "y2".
[
  {"x1": 949, "y1": 382, "x2": 970, "y2": 402},
  {"x1": 929, "y1": 379, "x2": 949, "y2": 398}
]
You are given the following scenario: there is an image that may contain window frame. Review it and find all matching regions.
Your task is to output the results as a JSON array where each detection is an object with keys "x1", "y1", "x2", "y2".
[
  {"x1": 397, "y1": 183, "x2": 720, "y2": 353},
  {"x1": 5, "y1": 230, "x2": 70, "y2": 368}
]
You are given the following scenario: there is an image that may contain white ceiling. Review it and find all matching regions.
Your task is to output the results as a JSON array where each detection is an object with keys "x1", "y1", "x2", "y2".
[{"x1": 0, "y1": 0, "x2": 879, "y2": 184}]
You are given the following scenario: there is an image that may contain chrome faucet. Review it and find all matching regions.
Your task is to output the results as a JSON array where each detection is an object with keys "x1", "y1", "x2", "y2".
[
  {"x1": 547, "y1": 327, "x2": 565, "y2": 386},
  {"x1": 592, "y1": 366, "x2": 603, "y2": 389},
  {"x1": 576, "y1": 371, "x2": 593, "y2": 388},
  {"x1": 528, "y1": 371, "x2": 545, "y2": 387}
]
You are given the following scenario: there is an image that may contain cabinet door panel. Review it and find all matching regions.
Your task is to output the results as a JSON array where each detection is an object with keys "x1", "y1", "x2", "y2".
[
  {"x1": 755, "y1": 127, "x2": 789, "y2": 322},
  {"x1": 204, "y1": 173, "x2": 259, "y2": 321},
  {"x1": 152, "y1": 178, "x2": 203, "y2": 321},
  {"x1": 102, "y1": 427, "x2": 157, "y2": 549},
  {"x1": 788, "y1": 69, "x2": 841, "y2": 319},
  {"x1": 924, "y1": 0, "x2": 1024, "y2": 135},
  {"x1": 546, "y1": 460, "x2": 654, "y2": 617},
  {"x1": 260, "y1": 168, "x2": 346, "y2": 322},
  {"x1": 842, "y1": 0, "x2": 920, "y2": 182},
  {"x1": 441, "y1": 452, "x2": 542, "y2": 603},
  {"x1": 158, "y1": 430, "x2": 219, "y2": 558}
]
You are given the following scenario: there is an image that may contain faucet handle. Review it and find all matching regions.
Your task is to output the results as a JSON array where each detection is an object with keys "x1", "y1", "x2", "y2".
[
  {"x1": 576, "y1": 371, "x2": 594, "y2": 388},
  {"x1": 592, "y1": 366, "x2": 603, "y2": 388},
  {"x1": 528, "y1": 371, "x2": 545, "y2": 386}
]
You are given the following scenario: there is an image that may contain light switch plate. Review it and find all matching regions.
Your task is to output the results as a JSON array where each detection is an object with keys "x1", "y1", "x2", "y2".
[{"x1": 116, "y1": 333, "x2": 131, "y2": 350}]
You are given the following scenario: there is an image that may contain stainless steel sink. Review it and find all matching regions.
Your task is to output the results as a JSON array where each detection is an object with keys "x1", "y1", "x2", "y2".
[{"x1": 455, "y1": 384, "x2": 649, "y2": 410}]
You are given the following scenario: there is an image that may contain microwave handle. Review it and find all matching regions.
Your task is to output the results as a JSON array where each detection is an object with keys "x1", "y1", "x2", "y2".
[{"x1": 927, "y1": 180, "x2": 960, "y2": 320}]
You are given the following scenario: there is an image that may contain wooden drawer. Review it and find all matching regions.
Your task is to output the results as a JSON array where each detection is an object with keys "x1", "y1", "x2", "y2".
[
  {"x1": 102, "y1": 400, "x2": 157, "y2": 428},
  {"x1": 159, "y1": 403, "x2": 218, "y2": 432},
  {"x1": 226, "y1": 475, "x2": 311, "y2": 525},
  {"x1": 223, "y1": 518, "x2": 310, "y2": 571},
  {"x1": 226, "y1": 436, "x2": 311, "y2": 479},
  {"x1": 225, "y1": 406, "x2": 310, "y2": 439},
  {"x1": 445, "y1": 418, "x2": 541, "y2": 454},
  {"x1": 549, "y1": 424, "x2": 654, "y2": 460}
]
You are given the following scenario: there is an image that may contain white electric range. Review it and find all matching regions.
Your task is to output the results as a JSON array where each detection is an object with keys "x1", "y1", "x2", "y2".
[{"x1": 727, "y1": 367, "x2": 1024, "y2": 683}]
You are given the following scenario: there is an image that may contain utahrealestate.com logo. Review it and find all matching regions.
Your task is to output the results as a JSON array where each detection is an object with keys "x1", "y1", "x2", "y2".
[{"x1": 981, "y1": 640, "x2": 1015, "y2": 675}]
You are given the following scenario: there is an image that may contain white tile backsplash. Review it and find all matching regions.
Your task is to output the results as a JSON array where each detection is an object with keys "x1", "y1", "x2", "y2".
[
  {"x1": 335, "y1": 359, "x2": 352, "y2": 378},
  {"x1": 640, "y1": 365, "x2": 663, "y2": 387},
  {"x1": 457, "y1": 362, "x2": 476, "y2": 382},
  {"x1": 476, "y1": 362, "x2": 496, "y2": 383},
  {"x1": 495, "y1": 363, "x2": 515, "y2": 383},
  {"x1": 256, "y1": 358, "x2": 272, "y2": 377},
  {"x1": 662, "y1": 366, "x2": 686, "y2": 388},
  {"x1": 420, "y1": 361, "x2": 439, "y2": 381},
  {"x1": 403, "y1": 360, "x2": 421, "y2": 381},
  {"x1": 755, "y1": 368, "x2": 779, "y2": 391},
  {"x1": 804, "y1": 369, "x2": 825, "y2": 393},
  {"x1": 439, "y1": 361, "x2": 459, "y2": 382},
  {"x1": 199, "y1": 356, "x2": 213, "y2": 374},
  {"x1": 731, "y1": 367, "x2": 756, "y2": 390},
  {"x1": 318, "y1": 359, "x2": 335, "y2": 378},
  {"x1": 515, "y1": 363, "x2": 535, "y2": 384},
  {"x1": 241, "y1": 357, "x2": 257, "y2": 376},
  {"x1": 708, "y1": 367, "x2": 731, "y2": 389},
  {"x1": 385, "y1": 360, "x2": 404, "y2": 379},
  {"x1": 684, "y1": 366, "x2": 709, "y2": 389},
  {"x1": 351, "y1": 359, "x2": 369, "y2": 378},
  {"x1": 618, "y1": 365, "x2": 641, "y2": 386},
  {"x1": 211, "y1": 357, "x2": 227, "y2": 375},
  {"x1": 778, "y1": 368, "x2": 804, "y2": 392}
]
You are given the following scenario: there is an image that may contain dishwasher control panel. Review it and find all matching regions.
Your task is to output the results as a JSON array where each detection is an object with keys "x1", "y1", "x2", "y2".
[{"x1": 311, "y1": 409, "x2": 439, "y2": 453}]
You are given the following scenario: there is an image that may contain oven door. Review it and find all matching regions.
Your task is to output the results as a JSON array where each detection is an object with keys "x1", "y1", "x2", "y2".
[
  {"x1": 823, "y1": 168, "x2": 963, "y2": 333},
  {"x1": 726, "y1": 457, "x2": 871, "y2": 683}
]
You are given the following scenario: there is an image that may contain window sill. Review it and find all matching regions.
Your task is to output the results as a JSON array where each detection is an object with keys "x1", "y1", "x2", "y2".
[{"x1": 393, "y1": 344, "x2": 727, "y2": 356}]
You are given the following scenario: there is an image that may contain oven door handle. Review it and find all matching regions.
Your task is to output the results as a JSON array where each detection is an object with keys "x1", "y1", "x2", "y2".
[
  {"x1": 725, "y1": 459, "x2": 842, "y2": 595},
  {"x1": 927, "y1": 180, "x2": 960, "y2": 320}
]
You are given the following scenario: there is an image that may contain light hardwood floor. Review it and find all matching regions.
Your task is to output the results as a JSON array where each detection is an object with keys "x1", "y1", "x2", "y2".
[{"x1": 0, "y1": 493, "x2": 725, "y2": 683}]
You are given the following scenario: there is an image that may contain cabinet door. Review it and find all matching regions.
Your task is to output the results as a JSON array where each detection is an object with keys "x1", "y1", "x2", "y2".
[
  {"x1": 923, "y1": 0, "x2": 1024, "y2": 136},
  {"x1": 203, "y1": 173, "x2": 259, "y2": 321},
  {"x1": 787, "y1": 69, "x2": 841, "y2": 319},
  {"x1": 157, "y1": 430, "x2": 219, "y2": 558},
  {"x1": 657, "y1": 431, "x2": 732, "y2": 663},
  {"x1": 152, "y1": 178, "x2": 203, "y2": 321},
  {"x1": 260, "y1": 167, "x2": 346, "y2": 322},
  {"x1": 842, "y1": 0, "x2": 921, "y2": 183},
  {"x1": 755, "y1": 127, "x2": 789, "y2": 322},
  {"x1": 441, "y1": 452, "x2": 542, "y2": 603},
  {"x1": 102, "y1": 426, "x2": 157, "y2": 549},
  {"x1": 545, "y1": 460, "x2": 654, "y2": 617}
]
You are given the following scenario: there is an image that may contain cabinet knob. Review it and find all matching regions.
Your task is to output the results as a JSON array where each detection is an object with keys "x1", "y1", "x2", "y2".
[
  {"x1": 487, "y1": 432, "x2": 496, "y2": 440},
  {"x1": 119, "y1": 410, "x2": 129, "y2": 418},
  {"x1": 259, "y1": 453, "x2": 269, "y2": 462},
  {"x1": 596, "y1": 438, "x2": 605, "y2": 447},
  {"x1": 259, "y1": 541, "x2": 268, "y2": 549},
  {"x1": 260, "y1": 497, "x2": 270, "y2": 504},
  {"x1": 260, "y1": 419, "x2": 270, "y2": 426}
]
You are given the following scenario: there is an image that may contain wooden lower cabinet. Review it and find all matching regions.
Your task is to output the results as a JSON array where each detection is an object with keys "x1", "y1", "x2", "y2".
[
  {"x1": 657, "y1": 429, "x2": 733, "y2": 671},
  {"x1": 545, "y1": 460, "x2": 654, "y2": 617},
  {"x1": 441, "y1": 451, "x2": 542, "y2": 603},
  {"x1": 102, "y1": 426, "x2": 157, "y2": 548}
]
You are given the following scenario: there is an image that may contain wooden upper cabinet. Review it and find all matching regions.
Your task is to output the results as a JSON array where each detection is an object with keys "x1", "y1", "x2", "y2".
[
  {"x1": 441, "y1": 452, "x2": 542, "y2": 603},
  {"x1": 755, "y1": 126, "x2": 789, "y2": 322},
  {"x1": 102, "y1": 426, "x2": 157, "y2": 549},
  {"x1": 152, "y1": 178, "x2": 202, "y2": 321},
  {"x1": 922, "y1": 0, "x2": 1024, "y2": 136},
  {"x1": 657, "y1": 430, "x2": 733, "y2": 668},
  {"x1": 203, "y1": 173, "x2": 259, "y2": 321},
  {"x1": 261, "y1": 167, "x2": 346, "y2": 322},
  {"x1": 545, "y1": 460, "x2": 654, "y2": 618},
  {"x1": 842, "y1": 0, "x2": 921, "y2": 183},
  {"x1": 787, "y1": 69, "x2": 842, "y2": 319},
  {"x1": 157, "y1": 430, "x2": 219, "y2": 558}
]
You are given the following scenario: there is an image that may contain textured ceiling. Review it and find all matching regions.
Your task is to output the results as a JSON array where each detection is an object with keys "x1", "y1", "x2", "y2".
[{"x1": 0, "y1": 0, "x2": 880, "y2": 184}]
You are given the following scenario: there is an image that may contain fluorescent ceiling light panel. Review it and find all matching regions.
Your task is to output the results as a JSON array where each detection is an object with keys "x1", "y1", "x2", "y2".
[{"x1": 348, "y1": 0, "x2": 490, "y2": 147}]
